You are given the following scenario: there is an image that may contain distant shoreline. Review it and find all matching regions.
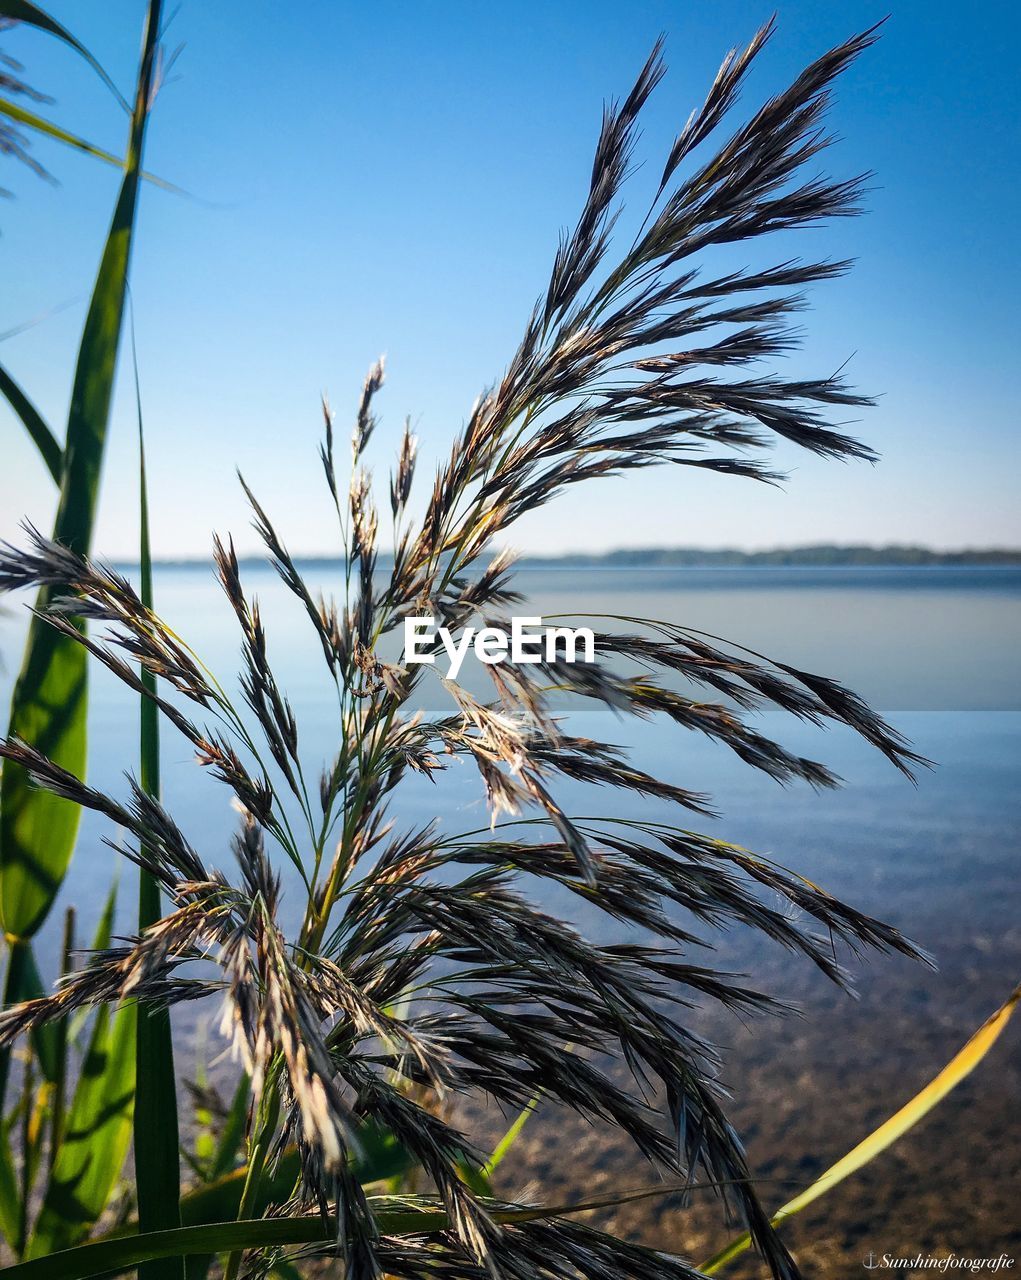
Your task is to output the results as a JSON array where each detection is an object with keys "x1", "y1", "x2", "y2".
[{"x1": 130, "y1": 545, "x2": 1021, "y2": 571}]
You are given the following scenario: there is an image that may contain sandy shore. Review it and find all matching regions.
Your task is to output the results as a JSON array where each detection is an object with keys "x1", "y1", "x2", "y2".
[{"x1": 467, "y1": 944, "x2": 1021, "y2": 1277}]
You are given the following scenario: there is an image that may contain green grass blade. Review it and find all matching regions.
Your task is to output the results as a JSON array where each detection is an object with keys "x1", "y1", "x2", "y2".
[
  {"x1": 25, "y1": 1001, "x2": 136, "y2": 1257},
  {"x1": 0, "y1": 937, "x2": 59, "y2": 1103},
  {"x1": 15, "y1": 1056, "x2": 40, "y2": 1255},
  {"x1": 0, "y1": 1123, "x2": 19, "y2": 1244},
  {"x1": 208, "y1": 1073, "x2": 249, "y2": 1180},
  {"x1": 701, "y1": 982, "x2": 1021, "y2": 1274},
  {"x1": 89, "y1": 875, "x2": 117, "y2": 953},
  {"x1": 105, "y1": 1122, "x2": 411, "y2": 1244},
  {"x1": 25, "y1": 883, "x2": 133, "y2": 1257},
  {"x1": 0, "y1": 1185, "x2": 709, "y2": 1280},
  {"x1": 0, "y1": 940, "x2": 33, "y2": 1107},
  {"x1": 0, "y1": 98, "x2": 180, "y2": 191},
  {"x1": 0, "y1": 1, "x2": 130, "y2": 111},
  {"x1": 0, "y1": 359, "x2": 62, "y2": 483},
  {"x1": 131, "y1": 310, "x2": 183, "y2": 1280},
  {"x1": 483, "y1": 1091, "x2": 540, "y2": 1179},
  {"x1": 11, "y1": 1217, "x2": 339, "y2": 1280},
  {"x1": 19, "y1": 942, "x2": 60, "y2": 1083},
  {"x1": 48, "y1": 908, "x2": 76, "y2": 1169},
  {"x1": 0, "y1": 0, "x2": 163, "y2": 944}
]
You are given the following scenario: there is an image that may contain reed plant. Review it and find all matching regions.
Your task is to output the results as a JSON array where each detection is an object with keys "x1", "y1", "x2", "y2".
[
  {"x1": 1, "y1": 0, "x2": 173, "y2": 1267},
  {"x1": 1, "y1": 15, "x2": 1013, "y2": 1280}
]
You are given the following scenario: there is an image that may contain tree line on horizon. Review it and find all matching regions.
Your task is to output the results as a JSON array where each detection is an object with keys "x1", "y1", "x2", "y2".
[{"x1": 117, "y1": 543, "x2": 1021, "y2": 570}]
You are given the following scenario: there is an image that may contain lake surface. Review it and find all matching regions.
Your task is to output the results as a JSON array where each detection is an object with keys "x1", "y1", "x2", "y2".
[
  {"x1": 1, "y1": 563, "x2": 1019, "y2": 1262},
  {"x1": 1, "y1": 560, "x2": 1018, "y2": 969}
]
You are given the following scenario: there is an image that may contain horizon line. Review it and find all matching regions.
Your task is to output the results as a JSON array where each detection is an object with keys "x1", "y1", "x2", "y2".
[{"x1": 110, "y1": 541, "x2": 1021, "y2": 569}]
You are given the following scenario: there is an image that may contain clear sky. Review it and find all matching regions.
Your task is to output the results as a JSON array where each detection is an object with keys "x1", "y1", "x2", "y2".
[{"x1": 2, "y1": 1, "x2": 1019, "y2": 559}]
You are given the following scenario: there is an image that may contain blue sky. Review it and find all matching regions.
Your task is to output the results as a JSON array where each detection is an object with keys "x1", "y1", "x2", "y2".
[{"x1": 2, "y1": 1, "x2": 1019, "y2": 558}]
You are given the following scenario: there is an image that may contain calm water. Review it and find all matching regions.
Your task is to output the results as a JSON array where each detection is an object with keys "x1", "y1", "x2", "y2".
[{"x1": 0, "y1": 563, "x2": 1018, "y2": 956}]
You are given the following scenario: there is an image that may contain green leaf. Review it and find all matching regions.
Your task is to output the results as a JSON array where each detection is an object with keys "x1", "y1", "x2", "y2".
[
  {"x1": 89, "y1": 876, "x2": 117, "y2": 954},
  {"x1": 20, "y1": 942, "x2": 60, "y2": 1083},
  {"x1": 26, "y1": 1000, "x2": 136, "y2": 1257},
  {"x1": 0, "y1": 1185, "x2": 697, "y2": 1280},
  {"x1": 0, "y1": 0, "x2": 129, "y2": 111},
  {"x1": 182, "y1": 1118, "x2": 412, "y2": 1280},
  {"x1": 701, "y1": 982, "x2": 1021, "y2": 1273},
  {"x1": 25, "y1": 883, "x2": 132, "y2": 1257},
  {"x1": 106, "y1": 1120, "x2": 411, "y2": 1242},
  {"x1": 13, "y1": 1216, "x2": 339, "y2": 1280},
  {"x1": 0, "y1": 1124, "x2": 20, "y2": 1245},
  {"x1": 0, "y1": 940, "x2": 33, "y2": 1107},
  {"x1": 0, "y1": 97, "x2": 180, "y2": 191},
  {"x1": 0, "y1": 359, "x2": 62, "y2": 484},
  {"x1": 208, "y1": 1074, "x2": 249, "y2": 1181},
  {"x1": 178, "y1": 1148, "x2": 303, "y2": 1229},
  {"x1": 132, "y1": 312, "x2": 183, "y2": 1280},
  {"x1": 0, "y1": 0, "x2": 163, "y2": 943},
  {"x1": 47, "y1": 909, "x2": 77, "y2": 1172}
]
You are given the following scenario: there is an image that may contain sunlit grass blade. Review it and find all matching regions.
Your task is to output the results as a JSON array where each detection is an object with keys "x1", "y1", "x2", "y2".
[
  {"x1": 0, "y1": 98, "x2": 180, "y2": 191},
  {"x1": 0, "y1": 0, "x2": 163, "y2": 945},
  {"x1": 0, "y1": 0, "x2": 129, "y2": 111},
  {"x1": 0, "y1": 359, "x2": 62, "y2": 483},
  {"x1": 483, "y1": 1089, "x2": 541, "y2": 1180},
  {"x1": 457, "y1": 1091, "x2": 541, "y2": 1196},
  {"x1": 701, "y1": 981, "x2": 1021, "y2": 1274},
  {"x1": 131, "y1": 308, "x2": 183, "y2": 1280}
]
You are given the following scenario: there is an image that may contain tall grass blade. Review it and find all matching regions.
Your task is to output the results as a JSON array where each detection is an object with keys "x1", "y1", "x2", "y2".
[
  {"x1": 131, "y1": 312, "x2": 182, "y2": 1280},
  {"x1": 0, "y1": 98, "x2": 177, "y2": 190},
  {"x1": 0, "y1": 1, "x2": 129, "y2": 111},
  {"x1": 701, "y1": 982, "x2": 1021, "y2": 1273},
  {"x1": 0, "y1": 360, "x2": 61, "y2": 484},
  {"x1": 1, "y1": 1185, "x2": 722, "y2": 1280},
  {"x1": 26, "y1": 1002, "x2": 135, "y2": 1257},
  {"x1": 47, "y1": 908, "x2": 75, "y2": 1169},
  {"x1": 18, "y1": 942, "x2": 59, "y2": 1084},
  {"x1": 207, "y1": 1074, "x2": 249, "y2": 1181},
  {"x1": 0, "y1": 1125, "x2": 18, "y2": 1243},
  {"x1": 482, "y1": 1090, "x2": 540, "y2": 1179},
  {"x1": 0, "y1": 0, "x2": 163, "y2": 944},
  {"x1": 26, "y1": 883, "x2": 134, "y2": 1258},
  {"x1": 0, "y1": 941, "x2": 31, "y2": 1106}
]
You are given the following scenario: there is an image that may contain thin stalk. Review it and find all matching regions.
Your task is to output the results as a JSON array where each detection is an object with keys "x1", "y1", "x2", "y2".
[
  {"x1": 131, "y1": 290, "x2": 183, "y2": 1280},
  {"x1": 0, "y1": 937, "x2": 36, "y2": 1111},
  {"x1": 222, "y1": 1067, "x2": 282, "y2": 1280},
  {"x1": 16, "y1": 1056, "x2": 38, "y2": 1257},
  {"x1": 47, "y1": 907, "x2": 75, "y2": 1171}
]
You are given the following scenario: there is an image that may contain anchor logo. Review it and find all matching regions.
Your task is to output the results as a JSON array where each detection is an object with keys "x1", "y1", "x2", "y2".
[{"x1": 862, "y1": 1253, "x2": 881, "y2": 1271}]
